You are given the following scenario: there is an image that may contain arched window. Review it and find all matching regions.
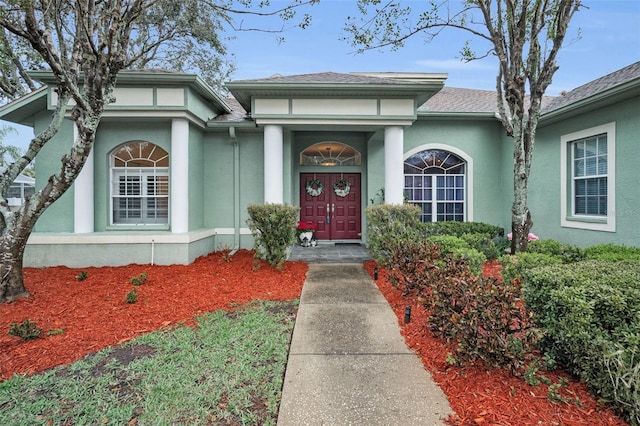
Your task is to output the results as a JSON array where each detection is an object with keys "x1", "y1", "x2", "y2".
[
  {"x1": 111, "y1": 141, "x2": 169, "y2": 225},
  {"x1": 404, "y1": 149, "x2": 466, "y2": 222},
  {"x1": 300, "y1": 142, "x2": 361, "y2": 166}
]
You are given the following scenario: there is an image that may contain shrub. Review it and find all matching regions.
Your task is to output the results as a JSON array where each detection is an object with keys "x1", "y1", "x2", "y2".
[
  {"x1": 425, "y1": 258, "x2": 542, "y2": 375},
  {"x1": 130, "y1": 273, "x2": 148, "y2": 286},
  {"x1": 461, "y1": 233, "x2": 503, "y2": 261},
  {"x1": 423, "y1": 221, "x2": 504, "y2": 238},
  {"x1": 585, "y1": 243, "x2": 640, "y2": 262},
  {"x1": 387, "y1": 239, "x2": 442, "y2": 297},
  {"x1": 8, "y1": 319, "x2": 43, "y2": 341},
  {"x1": 528, "y1": 239, "x2": 585, "y2": 263},
  {"x1": 246, "y1": 203, "x2": 299, "y2": 269},
  {"x1": 428, "y1": 235, "x2": 486, "y2": 276},
  {"x1": 366, "y1": 204, "x2": 423, "y2": 267},
  {"x1": 76, "y1": 271, "x2": 88, "y2": 281},
  {"x1": 523, "y1": 260, "x2": 640, "y2": 423},
  {"x1": 126, "y1": 288, "x2": 138, "y2": 304},
  {"x1": 498, "y1": 252, "x2": 562, "y2": 285}
]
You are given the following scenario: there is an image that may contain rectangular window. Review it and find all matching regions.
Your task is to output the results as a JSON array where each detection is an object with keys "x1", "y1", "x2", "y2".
[
  {"x1": 560, "y1": 122, "x2": 615, "y2": 232},
  {"x1": 572, "y1": 134, "x2": 608, "y2": 216},
  {"x1": 112, "y1": 169, "x2": 169, "y2": 224},
  {"x1": 404, "y1": 174, "x2": 464, "y2": 222}
]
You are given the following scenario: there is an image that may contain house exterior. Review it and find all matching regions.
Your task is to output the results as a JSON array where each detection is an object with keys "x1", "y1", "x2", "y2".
[
  {"x1": 0, "y1": 166, "x2": 35, "y2": 209},
  {"x1": 0, "y1": 62, "x2": 638, "y2": 268}
]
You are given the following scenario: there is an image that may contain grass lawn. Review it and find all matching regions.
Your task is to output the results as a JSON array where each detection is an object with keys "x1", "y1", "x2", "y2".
[{"x1": 0, "y1": 300, "x2": 297, "y2": 425}]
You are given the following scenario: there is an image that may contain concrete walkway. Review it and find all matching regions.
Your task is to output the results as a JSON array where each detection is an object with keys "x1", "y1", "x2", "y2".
[{"x1": 277, "y1": 263, "x2": 453, "y2": 425}]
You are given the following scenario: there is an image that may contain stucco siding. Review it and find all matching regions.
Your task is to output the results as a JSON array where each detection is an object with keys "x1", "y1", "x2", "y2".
[
  {"x1": 203, "y1": 131, "x2": 235, "y2": 230},
  {"x1": 24, "y1": 230, "x2": 216, "y2": 267},
  {"x1": 531, "y1": 95, "x2": 640, "y2": 247},
  {"x1": 34, "y1": 115, "x2": 75, "y2": 233},
  {"x1": 202, "y1": 128, "x2": 264, "y2": 249},
  {"x1": 188, "y1": 127, "x2": 205, "y2": 231}
]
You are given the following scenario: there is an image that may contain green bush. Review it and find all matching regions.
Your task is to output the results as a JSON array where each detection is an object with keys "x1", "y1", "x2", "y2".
[
  {"x1": 422, "y1": 221, "x2": 504, "y2": 238},
  {"x1": 246, "y1": 204, "x2": 299, "y2": 270},
  {"x1": 125, "y1": 288, "x2": 138, "y2": 304},
  {"x1": 424, "y1": 258, "x2": 542, "y2": 375},
  {"x1": 130, "y1": 273, "x2": 148, "y2": 286},
  {"x1": 366, "y1": 204, "x2": 423, "y2": 267},
  {"x1": 498, "y1": 252, "x2": 563, "y2": 285},
  {"x1": 8, "y1": 319, "x2": 43, "y2": 341},
  {"x1": 585, "y1": 243, "x2": 640, "y2": 262},
  {"x1": 528, "y1": 239, "x2": 586, "y2": 263},
  {"x1": 461, "y1": 233, "x2": 503, "y2": 261},
  {"x1": 523, "y1": 260, "x2": 640, "y2": 424},
  {"x1": 429, "y1": 235, "x2": 486, "y2": 276}
]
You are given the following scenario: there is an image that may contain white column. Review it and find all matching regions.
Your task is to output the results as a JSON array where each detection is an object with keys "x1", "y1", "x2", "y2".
[
  {"x1": 263, "y1": 124, "x2": 284, "y2": 204},
  {"x1": 384, "y1": 126, "x2": 405, "y2": 205},
  {"x1": 74, "y1": 125, "x2": 94, "y2": 233},
  {"x1": 171, "y1": 118, "x2": 189, "y2": 233}
]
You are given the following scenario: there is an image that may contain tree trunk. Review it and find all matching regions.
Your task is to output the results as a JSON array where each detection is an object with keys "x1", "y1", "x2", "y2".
[
  {"x1": 0, "y1": 224, "x2": 31, "y2": 303},
  {"x1": 511, "y1": 127, "x2": 533, "y2": 254}
]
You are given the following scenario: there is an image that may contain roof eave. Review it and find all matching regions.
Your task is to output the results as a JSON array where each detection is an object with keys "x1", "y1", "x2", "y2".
[
  {"x1": 0, "y1": 87, "x2": 48, "y2": 126},
  {"x1": 417, "y1": 111, "x2": 499, "y2": 121},
  {"x1": 206, "y1": 120, "x2": 257, "y2": 129},
  {"x1": 540, "y1": 78, "x2": 640, "y2": 124},
  {"x1": 27, "y1": 70, "x2": 233, "y2": 115},
  {"x1": 226, "y1": 81, "x2": 446, "y2": 113}
]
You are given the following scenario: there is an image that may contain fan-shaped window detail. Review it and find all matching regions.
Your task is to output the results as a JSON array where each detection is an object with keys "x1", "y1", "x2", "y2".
[
  {"x1": 404, "y1": 149, "x2": 466, "y2": 222},
  {"x1": 110, "y1": 141, "x2": 169, "y2": 225},
  {"x1": 300, "y1": 142, "x2": 361, "y2": 167}
]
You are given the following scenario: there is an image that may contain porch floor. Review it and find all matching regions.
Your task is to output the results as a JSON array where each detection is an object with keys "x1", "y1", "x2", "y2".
[{"x1": 288, "y1": 242, "x2": 372, "y2": 263}]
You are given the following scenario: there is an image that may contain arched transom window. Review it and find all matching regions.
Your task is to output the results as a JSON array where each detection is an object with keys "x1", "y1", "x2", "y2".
[
  {"x1": 111, "y1": 141, "x2": 169, "y2": 225},
  {"x1": 404, "y1": 149, "x2": 466, "y2": 222},
  {"x1": 300, "y1": 142, "x2": 361, "y2": 166}
]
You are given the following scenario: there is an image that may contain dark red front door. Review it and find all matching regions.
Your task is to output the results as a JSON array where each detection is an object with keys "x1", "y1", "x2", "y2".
[{"x1": 300, "y1": 173, "x2": 361, "y2": 240}]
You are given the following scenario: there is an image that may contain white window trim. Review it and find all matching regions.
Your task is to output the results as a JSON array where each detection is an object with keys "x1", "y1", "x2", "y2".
[
  {"x1": 404, "y1": 143, "x2": 474, "y2": 221},
  {"x1": 560, "y1": 122, "x2": 616, "y2": 232},
  {"x1": 110, "y1": 168, "x2": 170, "y2": 225}
]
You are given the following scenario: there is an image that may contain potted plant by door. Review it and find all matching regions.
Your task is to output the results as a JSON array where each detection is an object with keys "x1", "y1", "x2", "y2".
[{"x1": 296, "y1": 221, "x2": 317, "y2": 247}]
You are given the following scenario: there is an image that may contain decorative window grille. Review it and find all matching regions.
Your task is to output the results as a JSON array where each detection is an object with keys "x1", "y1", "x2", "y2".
[
  {"x1": 300, "y1": 142, "x2": 361, "y2": 167},
  {"x1": 111, "y1": 142, "x2": 169, "y2": 225},
  {"x1": 404, "y1": 149, "x2": 466, "y2": 222}
]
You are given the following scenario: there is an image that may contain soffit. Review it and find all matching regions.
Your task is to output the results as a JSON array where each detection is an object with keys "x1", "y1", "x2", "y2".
[{"x1": 0, "y1": 87, "x2": 48, "y2": 126}]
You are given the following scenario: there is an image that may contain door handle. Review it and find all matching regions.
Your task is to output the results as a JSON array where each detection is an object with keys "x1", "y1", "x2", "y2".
[
  {"x1": 326, "y1": 203, "x2": 330, "y2": 224},
  {"x1": 331, "y1": 203, "x2": 335, "y2": 218}
]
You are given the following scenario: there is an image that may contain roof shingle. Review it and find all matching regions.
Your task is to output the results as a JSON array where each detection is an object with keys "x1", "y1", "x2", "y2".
[{"x1": 542, "y1": 61, "x2": 640, "y2": 113}]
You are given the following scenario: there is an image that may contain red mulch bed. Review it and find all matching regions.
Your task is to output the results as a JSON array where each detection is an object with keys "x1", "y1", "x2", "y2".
[
  {"x1": 364, "y1": 260, "x2": 629, "y2": 426},
  {"x1": 0, "y1": 250, "x2": 308, "y2": 381},
  {"x1": 1, "y1": 252, "x2": 629, "y2": 425}
]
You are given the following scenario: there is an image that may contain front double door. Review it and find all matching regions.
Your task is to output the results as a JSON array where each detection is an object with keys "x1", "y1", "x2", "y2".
[{"x1": 300, "y1": 173, "x2": 361, "y2": 241}]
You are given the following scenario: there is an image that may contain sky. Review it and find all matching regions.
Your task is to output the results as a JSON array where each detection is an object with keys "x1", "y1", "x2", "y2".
[
  {"x1": 227, "y1": 0, "x2": 640, "y2": 95},
  {"x1": 3, "y1": 0, "x2": 640, "y2": 149}
]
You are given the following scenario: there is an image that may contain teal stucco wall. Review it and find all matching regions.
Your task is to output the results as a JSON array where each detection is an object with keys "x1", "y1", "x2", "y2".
[
  {"x1": 33, "y1": 115, "x2": 75, "y2": 233},
  {"x1": 404, "y1": 117, "x2": 508, "y2": 231},
  {"x1": 530, "y1": 95, "x2": 640, "y2": 247}
]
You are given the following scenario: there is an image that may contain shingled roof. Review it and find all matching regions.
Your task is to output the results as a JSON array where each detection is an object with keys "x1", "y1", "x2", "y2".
[
  {"x1": 542, "y1": 61, "x2": 640, "y2": 113},
  {"x1": 419, "y1": 87, "x2": 501, "y2": 113},
  {"x1": 229, "y1": 71, "x2": 444, "y2": 86},
  {"x1": 213, "y1": 62, "x2": 639, "y2": 122}
]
